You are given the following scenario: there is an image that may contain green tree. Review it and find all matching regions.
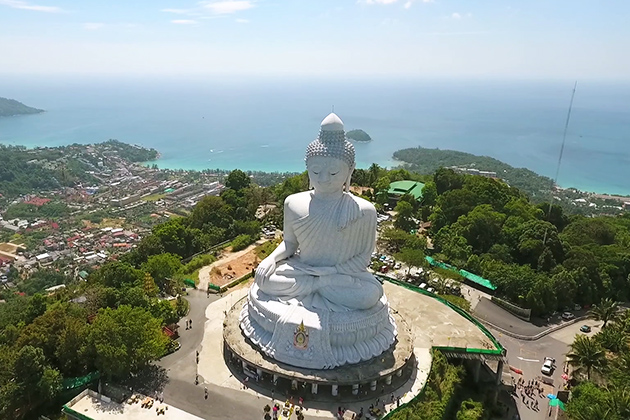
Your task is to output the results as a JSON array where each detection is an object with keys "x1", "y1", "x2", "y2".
[
  {"x1": 225, "y1": 169, "x2": 251, "y2": 191},
  {"x1": 189, "y1": 196, "x2": 232, "y2": 230},
  {"x1": 420, "y1": 181, "x2": 438, "y2": 208},
  {"x1": 452, "y1": 204, "x2": 505, "y2": 254},
  {"x1": 87, "y1": 305, "x2": 169, "y2": 380},
  {"x1": 90, "y1": 261, "x2": 145, "y2": 289},
  {"x1": 433, "y1": 226, "x2": 472, "y2": 267},
  {"x1": 141, "y1": 253, "x2": 183, "y2": 293},
  {"x1": 395, "y1": 247, "x2": 427, "y2": 277},
  {"x1": 566, "y1": 335, "x2": 606, "y2": 381},
  {"x1": 589, "y1": 298, "x2": 621, "y2": 328},
  {"x1": 13, "y1": 345, "x2": 62, "y2": 412},
  {"x1": 373, "y1": 176, "x2": 391, "y2": 205},
  {"x1": 394, "y1": 200, "x2": 417, "y2": 232},
  {"x1": 566, "y1": 381, "x2": 623, "y2": 420},
  {"x1": 595, "y1": 325, "x2": 629, "y2": 354},
  {"x1": 433, "y1": 167, "x2": 464, "y2": 195}
]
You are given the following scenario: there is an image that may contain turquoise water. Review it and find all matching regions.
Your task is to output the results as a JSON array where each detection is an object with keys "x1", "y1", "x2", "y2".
[{"x1": 0, "y1": 77, "x2": 629, "y2": 195}]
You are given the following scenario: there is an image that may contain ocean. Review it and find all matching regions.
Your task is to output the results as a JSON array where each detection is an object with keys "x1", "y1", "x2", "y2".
[{"x1": 1, "y1": 76, "x2": 629, "y2": 196}]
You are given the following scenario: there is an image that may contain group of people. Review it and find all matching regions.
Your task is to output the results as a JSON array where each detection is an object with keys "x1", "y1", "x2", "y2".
[{"x1": 515, "y1": 377, "x2": 545, "y2": 411}]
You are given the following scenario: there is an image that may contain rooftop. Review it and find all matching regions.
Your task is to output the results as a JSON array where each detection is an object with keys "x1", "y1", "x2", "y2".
[
  {"x1": 64, "y1": 389, "x2": 204, "y2": 420},
  {"x1": 388, "y1": 180, "x2": 425, "y2": 200}
]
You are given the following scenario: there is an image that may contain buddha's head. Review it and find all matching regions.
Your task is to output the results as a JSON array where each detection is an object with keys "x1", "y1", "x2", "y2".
[{"x1": 305, "y1": 113, "x2": 355, "y2": 193}]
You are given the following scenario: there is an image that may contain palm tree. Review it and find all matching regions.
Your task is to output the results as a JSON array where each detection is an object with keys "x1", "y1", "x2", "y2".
[
  {"x1": 610, "y1": 386, "x2": 630, "y2": 420},
  {"x1": 566, "y1": 335, "x2": 607, "y2": 381},
  {"x1": 588, "y1": 298, "x2": 621, "y2": 328},
  {"x1": 432, "y1": 273, "x2": 450, "y2": 295},
  {"x1": 595, "y1": 325, "x2": 629, "y2": 353}
]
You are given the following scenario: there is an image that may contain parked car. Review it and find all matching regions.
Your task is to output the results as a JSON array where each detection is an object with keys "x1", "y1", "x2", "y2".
[
  {"x1": 580, "y1": 325, "x2": 591, "y2": 333},
  {"x1": 562, "y1": 312, "x2": 575, "y2": 320},
  {"x1": 419, "y1": 283, "x2": 427, "y2": 289},
  {"x1": 541, "y1": 357, "x2": 555, "y2": 375},
  {"x1": 427, "y1": 287, "x2": 435, "y2": 294},
  {"x1": 574, "y1": 304, "x2": 582, "y2": 311}
]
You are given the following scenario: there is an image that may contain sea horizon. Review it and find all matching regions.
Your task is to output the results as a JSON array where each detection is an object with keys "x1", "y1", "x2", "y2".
[{"x1": 1, "y1": 77, "x2": 629, "y2": 196}]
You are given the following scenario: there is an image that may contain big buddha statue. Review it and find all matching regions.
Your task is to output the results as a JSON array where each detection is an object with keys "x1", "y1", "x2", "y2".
[{"x1": 240, "y1": 113, "x2": 397, "y2": 369}]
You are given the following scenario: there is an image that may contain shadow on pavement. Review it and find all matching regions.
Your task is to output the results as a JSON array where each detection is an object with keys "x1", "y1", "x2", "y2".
[{"x1": 119, "y1": 364, "x2": 170, "y2": 395}]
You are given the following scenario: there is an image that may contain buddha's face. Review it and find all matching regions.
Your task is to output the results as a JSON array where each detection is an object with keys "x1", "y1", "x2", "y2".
[{"x1": 306, "y1": 156, "x2": 351, "y2": 195}]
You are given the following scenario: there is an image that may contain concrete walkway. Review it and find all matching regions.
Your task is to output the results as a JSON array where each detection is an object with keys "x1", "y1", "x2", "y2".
[{"x1": 195, "y1": 281, "x2": 485, "y2": 418}]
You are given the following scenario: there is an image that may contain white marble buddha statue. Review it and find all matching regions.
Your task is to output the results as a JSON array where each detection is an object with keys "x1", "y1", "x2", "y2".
[{"x1": 240, "y1": 113, "x2": 396, "y2": 369}]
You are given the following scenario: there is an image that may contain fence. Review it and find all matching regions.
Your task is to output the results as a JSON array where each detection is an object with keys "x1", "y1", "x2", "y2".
[{"x1": 491, "y1": 296, "x2": 531, "y2": 321}]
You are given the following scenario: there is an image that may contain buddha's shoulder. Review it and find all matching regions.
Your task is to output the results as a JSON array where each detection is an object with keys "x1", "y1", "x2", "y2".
[
  {"x1": 284, "y1": 191, "x2": 312, "y2": 205},
  {"x1": 345, "y1": 193, "x2": 377, "y2": 214}
]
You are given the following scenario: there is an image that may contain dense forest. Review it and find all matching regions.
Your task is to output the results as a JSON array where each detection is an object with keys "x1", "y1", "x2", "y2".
[
  {"x1": 0, "y1": 140, "x2": 160, "y2": 199},
  {"x1": 0, "y1": 97, "x2": 44, "y2": 117},
  {"x1": 101, "y1": 139, "x2": 159, "y2": 162},
  {"x1": 0, "y1": 145, "x2": 96, "y2": 198},
  {"x1": 423, "y1": 168, "x2": 630, "y2": 316},
  {"x1": 0, "y1": 169, "x2": 271, "y2": 419},
  {"x1": 2, "y1": 149, "x2": 630, "y2": 418},
  {"x1": 348, "y1": 164, "x2": 630, "y2": 317},
  {"x1": 563, "y1": 299, "x2": 630, "y2": 420},
  {"x1": 393, "y1": 147, "x2": 554, "y2": 200}
]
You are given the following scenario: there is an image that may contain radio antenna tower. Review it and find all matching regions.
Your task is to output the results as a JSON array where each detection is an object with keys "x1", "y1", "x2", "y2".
[{"x1": 543, "y1": 81, "x2": 577, "y2": 245}]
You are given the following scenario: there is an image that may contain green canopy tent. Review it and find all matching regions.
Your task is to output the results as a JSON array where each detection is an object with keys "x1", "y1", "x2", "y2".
[{"x1": 549, "y1": 399, "x2": 566, "y2": 410}]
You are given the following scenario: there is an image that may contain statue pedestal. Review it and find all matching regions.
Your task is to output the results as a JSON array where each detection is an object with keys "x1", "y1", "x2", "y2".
[
  {"x1": 224, "y1": 295, "x2": 414, "y2": 393},
  {"x1": 240, "y1": 284, "x2": 397, "y2": 369}
]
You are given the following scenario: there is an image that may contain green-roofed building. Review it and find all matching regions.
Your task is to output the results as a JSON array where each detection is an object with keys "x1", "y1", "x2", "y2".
[{"x1": 388, "y1": 180, "x2": 425, "y2": 202}]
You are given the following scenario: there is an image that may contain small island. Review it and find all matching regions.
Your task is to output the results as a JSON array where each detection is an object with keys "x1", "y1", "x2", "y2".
[
  {"x1": 0, "y1": 97, "x2": 44, "y2": 117},
  {"x1": 346, "y1": 128, "x2": 372, "y2": 142}
]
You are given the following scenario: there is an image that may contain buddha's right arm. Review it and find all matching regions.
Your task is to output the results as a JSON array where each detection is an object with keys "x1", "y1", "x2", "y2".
[{"x1": 266, "y1": 239, "x2": 298, "y2": 264}]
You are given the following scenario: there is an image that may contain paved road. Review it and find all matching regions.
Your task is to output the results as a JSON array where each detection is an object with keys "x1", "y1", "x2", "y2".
[
  {"x1": 473, "y1": 298, "x2": 547, "y2": 337},
  {"x1": 158, "y1": 289, "x2": 327, "y2": 420},
  {"x1": 158, "y1": 290, "x2": 273, "y2": 420},
  {"x1": 490, "y1": 320, "x2": 601, "y2": 420}
]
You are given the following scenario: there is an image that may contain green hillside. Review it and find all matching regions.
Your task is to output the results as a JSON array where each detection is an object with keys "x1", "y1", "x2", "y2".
[{"x1": 0, "y1": 97, "x2": 44, "y2": 117}]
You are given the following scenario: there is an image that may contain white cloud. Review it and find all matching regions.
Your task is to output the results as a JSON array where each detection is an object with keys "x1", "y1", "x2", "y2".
[
  {"x1": 363, "y1": 0, "x2": 432, "y2": 8},
  {"x1": 363, "y1": 0, "x2": 398, "y2": 4},
  {"x1": 162, "y1": 1, "x2": 255, "y2": 19},
  {"x1": 172, "y1": 19, "x2": 198, "y2": 24},
  {"x1": 451, "y1": 12, "x2": 461, "y2": 19},
  {"x1": 0, "y1": 0, "x2": 61, "y2": 12},
  {"x1": 202, "y1": 1, "x2": 254, "y2": 15},
  {"x1": 161, "y1": 8, "x2": 190, "y2": 14},
  {"x1": 82, "y1": 23, "x2": 105, "y2": 30},
  {"x1": 235, "y1": 18, "x2": 249, "y2": 23}
]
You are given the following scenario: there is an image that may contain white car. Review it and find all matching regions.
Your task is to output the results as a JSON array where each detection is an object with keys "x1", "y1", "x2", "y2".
[
  {"x1": 541, "y1": 357, "x2": 555, "y2": 375},
  {"x1": 419, "y1": 283, "x2": 427, "y2": 289}
]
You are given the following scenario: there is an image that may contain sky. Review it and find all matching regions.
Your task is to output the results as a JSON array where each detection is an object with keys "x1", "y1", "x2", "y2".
[{"x1": 1, "y1": 0, "x2": 629, "y2": 80}]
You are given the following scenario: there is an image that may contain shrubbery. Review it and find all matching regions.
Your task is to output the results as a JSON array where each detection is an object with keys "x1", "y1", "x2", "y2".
[
  {"x1": 181, "y1": 254, "x2": 216, "y2": 274},
  {"x1": 231, "y1": 234, "x2": 257, "y2": 251},
  {"x1": 389, "y1": 351, "x2": 464, "y2": 420}
]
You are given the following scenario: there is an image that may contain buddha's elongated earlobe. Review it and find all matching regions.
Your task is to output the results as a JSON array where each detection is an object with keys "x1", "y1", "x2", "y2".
[{"x1": 344, "y1": 165, "x2": 355, "y2": 193}]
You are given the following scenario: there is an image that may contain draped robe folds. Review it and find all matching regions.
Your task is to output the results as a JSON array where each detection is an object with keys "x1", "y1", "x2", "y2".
[{"x1": 257, "y1": 191, "x2": 383, "y2": 312}]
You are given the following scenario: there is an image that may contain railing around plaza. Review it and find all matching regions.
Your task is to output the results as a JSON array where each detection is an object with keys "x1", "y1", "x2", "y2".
[
  {"x1": 378, "y1": 276, "x2": 506, "y2": 420},
  {"x1": 377, "y1": 275, "x2": 505, "y2": 356}
]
